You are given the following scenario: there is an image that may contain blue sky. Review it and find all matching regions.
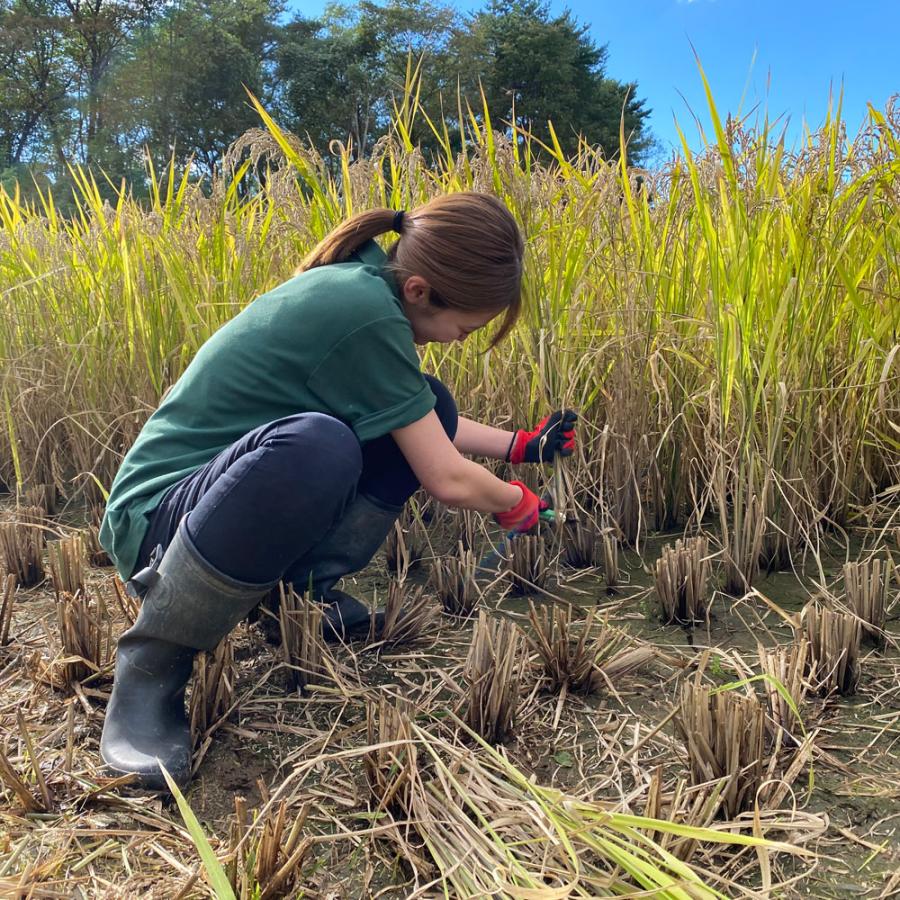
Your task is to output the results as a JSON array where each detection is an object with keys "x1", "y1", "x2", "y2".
[{"x1": 290, "y1": 0, "x2": 899, "y2": 158}]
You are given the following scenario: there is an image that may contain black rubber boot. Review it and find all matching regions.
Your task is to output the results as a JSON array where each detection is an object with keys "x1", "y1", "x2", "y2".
[
  {"x1": 100, "y1": 518, "x2": 278, "y2": 791},
  {"x1": 290, "y1": 493, "x2": 402, "y2": 643}
]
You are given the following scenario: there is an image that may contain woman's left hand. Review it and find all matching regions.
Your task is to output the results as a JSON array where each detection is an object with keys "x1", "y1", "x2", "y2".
[{"x1": 506, "y1": 410, "x2": 578, "y2": 464}]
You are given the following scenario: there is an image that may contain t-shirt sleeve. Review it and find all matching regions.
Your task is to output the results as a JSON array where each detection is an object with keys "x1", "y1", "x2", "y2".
[{"x1": 306, "y1": 315, "x2": 436, "y2": 443}]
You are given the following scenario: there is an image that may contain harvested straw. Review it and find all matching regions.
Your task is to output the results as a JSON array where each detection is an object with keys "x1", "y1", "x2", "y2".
[
  {"x1": 563, "y1": 519, "x2": 602, "y2": 569},
  {"x1": 844, "y1": 558, "x2": 890, "y2": 647},
  {"x1": 0, "y1": 507, "x2": 46, "y2": 587},
  {"x1": 801, "y1": 600, "x2": 861, "y2": 695},
  {"x1": 189, "y1": 637, "x2": 236, "y2": 760},
  {"x1": 654, "y1": 536, "x2": 711, "y2": 625},
  {"x1": 758, "y1": 640, "x2": 809, "y2": 741},
  {"x1": 674, "y1": 679, "x2": 767, "y2": 819},
  {"x1": 278, "y1": 584, "x2": 326, "y2": 692},
  {"x1": 52, "y1": 589, "x2": 113, "y2": 688},
  {"x1": 430, "y1": 542, "x2": 479, "y2": 618},
  {"x1": 1, "y1": 573, "x2": 14, "y2": 645},
  {"x1": 504, "y1": 533, "x2": 548, "y2": 594},
  {"x1": 364, "y1": 697, "x2": 418, "y2": 813},
  {"x1": 48, "y1": 533, "x2": 86, "y2": 598},
  {"x1": 376, "y1": 578, "x2": 438, "y2": 646},
  {"x1": 464, "y1": 611, "x2": 525, "y2": 744},
  {"x1": 226, "y1": 796, "x2": 311, "y2": 900}
]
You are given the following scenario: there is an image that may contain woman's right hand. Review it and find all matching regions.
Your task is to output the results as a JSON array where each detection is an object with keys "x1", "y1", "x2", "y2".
[{"x1": 493, "y1": 481, "x2": 547, "y2": 533}]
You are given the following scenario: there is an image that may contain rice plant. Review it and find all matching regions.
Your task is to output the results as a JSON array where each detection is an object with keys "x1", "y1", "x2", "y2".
[
  {"x1": 190, "y1": 637, "x2": 236, "y2": 764},
  {"x1": 375, "y1": 577, "x2": 438, "y2": 646},
  {"x1": 0, "y1": 508, "x2": 46, "y2": 587},
  {"x1": 50, "y1": 589, "x2": 114, "y2": 689},
  {"x1": 0, "y1": 574, "x2": 14, "y2": 646},
  {"x1": 278, "y1": 584, "x2": 328, "y2": 692},
  {"x1": 48, "y1": 534, "x2": 86, "y2": 598},
  {"x1": 843, "y1": 558, "x2": 891, "y2": 647},
  {"x1": 800, "y1": 600, "x2": 861, "y2": 696},
  {"x1": 654, "y1": 535, "x2": 711, "y2": 625},
  {"x1": 430, "y1": 542, "x2": 479, "y2": 618}
]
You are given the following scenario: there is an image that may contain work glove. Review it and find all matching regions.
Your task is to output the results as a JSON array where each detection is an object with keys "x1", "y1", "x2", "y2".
[
  {"x1": 493, "y1": 481, "x2": 550, "y2": 534},
  {"x1": 506, "y1": 410, "x2": 578, "y2": 464}
]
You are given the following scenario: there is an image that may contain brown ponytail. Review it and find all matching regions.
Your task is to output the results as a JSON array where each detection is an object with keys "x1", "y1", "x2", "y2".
[{"x1": 299, "y1": 193, "x2": 524, "y2": 348}]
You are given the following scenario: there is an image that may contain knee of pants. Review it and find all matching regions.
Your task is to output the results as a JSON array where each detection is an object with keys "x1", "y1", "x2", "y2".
[
  {"x1": 423, "y1": 375, "x2": 458, "y2": 441},
  {"x1": 274, "y1": 412, "x2": 363, "y2": 500}
]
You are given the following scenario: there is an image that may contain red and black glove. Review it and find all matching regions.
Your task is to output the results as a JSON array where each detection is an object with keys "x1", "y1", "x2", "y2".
[
  {"x1": 493, "y1": 481, "x2": 550, "y2": 534},
  {"x1": 506, "y1": 410, "x2": 578, "y2": 464}
]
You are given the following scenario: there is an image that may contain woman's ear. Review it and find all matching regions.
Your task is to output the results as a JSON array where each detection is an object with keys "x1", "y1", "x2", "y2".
[{"x1": 402, "y1": 275, "x2": 432, "y2": 307}]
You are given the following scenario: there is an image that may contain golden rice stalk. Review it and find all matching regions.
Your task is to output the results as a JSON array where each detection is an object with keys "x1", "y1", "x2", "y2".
[
  {"x1": 673, "y1": 680, "x2": 766, "y2": 819},
  {"x1": 563, "y1": 519, "x2": 602, "y2": 569},
  {"x1": 384, "y1": 519, "x2": 412, "y2": 579},
  {"x1": 800, "y1": 600, "x2": 861, "y2": 696},
  {"x1": 52, "y1": 589, "x2": 113, "y2": 688},
  {"x1": 464, "y1": 611, "x2": 525, "y2": 744},
  {"x1": 376, "y1": 577, "x2": 439, "y2": 646},
  {"x1": 278, "y1": 584, "x2": 326, "y2": 692},
  {"x1": 430, "y1": 542, "x2": 479, "y2": 618},
  {"x1": 504, "y1": 534, "x2": 548, "y2": 594},
  {"x1": 0, "y1": 508, "x2": 46, "y2": 587},
  {"x1": 757, "y1": 640, "x2": 809, "y2": 741},
  {"x1": 48, "y1": 533, "x2": 86, "y2": 598},
  {"x1": 226, "y1": 796, "x2": 311, "y2": 900},
  {"x1": 190, "y1": 637, "x2": 236, "y2": 759},
  {"x1": 364, "y1": 697, "x2": 418, "y2": 813},
  {"x1": 1, "y1": 573, "x2": 15, "y2": 645},
  {"x1": 654, "y1": 536, "x2": 711, "y2": 625},
  {"x1": 844, "y1": 558, "x2": 890, "y2": 647},
  {"x1": 602, "y1": 529, "x2": 619, "y2": 588}
]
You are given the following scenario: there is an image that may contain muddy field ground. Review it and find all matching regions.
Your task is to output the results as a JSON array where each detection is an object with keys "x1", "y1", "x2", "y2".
[{"x1": 2, "y1": 492, "x2": 900, "y2": 897}]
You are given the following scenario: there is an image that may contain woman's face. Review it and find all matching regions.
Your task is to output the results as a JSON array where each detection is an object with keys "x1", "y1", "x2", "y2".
[{"x1": 400, "y1": 276, "x2": 501, "y2": 345}]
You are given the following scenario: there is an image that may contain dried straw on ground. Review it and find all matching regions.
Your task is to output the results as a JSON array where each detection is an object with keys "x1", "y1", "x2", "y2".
[
  {"x1": 654, "y1": 535, "x2": 711, "y2": 625},
  {"x1": 375, "y1": 578, "x2": 438, "y2": 646},
  {"x1": 504, "y1": 533, "x2": 548, "y2": 594},
  {"x1": 190, "y1": 637, "x2": 236, "y2": 765},
  {"x1": 673, "y1": 679, "x2": 767, "y2": 819},
  {"x1": 226, "y1": 796, "x2": 311, "y2": 900},
  {"x1": 48, "y1": 534, "x2": 86, "y2": 598},
  {"x1": 844, "y1": 558, "x2": 890, "y2": 647},
  {"x1": 463, "y1": 611, "x2": 525, "y2": 744},
  {"x1": 430, "y1": 542, "x2": 479, "y2": 618},
  {"x1": 0, "y1": 508, "x2": 46, "y2": 587},
  {"x1": 800, "y1": 600, "x2": 861, "y2": 696}
]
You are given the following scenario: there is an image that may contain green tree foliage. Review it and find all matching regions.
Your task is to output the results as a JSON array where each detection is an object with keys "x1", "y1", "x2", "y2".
[{"x1": 0, "y1": 0, "x2": 653, "y2": 190}]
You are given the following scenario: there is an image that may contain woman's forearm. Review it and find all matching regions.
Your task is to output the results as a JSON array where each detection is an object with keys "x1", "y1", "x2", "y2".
[{"x1": 453, "y1": 416, "x2": 515, "y2": 460}]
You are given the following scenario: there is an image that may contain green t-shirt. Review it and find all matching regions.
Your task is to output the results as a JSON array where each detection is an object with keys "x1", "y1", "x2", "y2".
[{"x1": 100, "y1": 240, "x2": 435, "y2": 579}]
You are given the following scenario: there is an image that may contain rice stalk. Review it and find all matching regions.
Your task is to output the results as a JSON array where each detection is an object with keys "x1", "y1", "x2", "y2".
[
  {"x1": 190, "y1": 637, "x2": 236, "y2": 763},
  {"x1": 430, "y1": 541, "x2": 479, "y2": 618},
  {"x1": 843, "y1": 558, "x2": 890, "y2": 647},
  {"x1": 602, "y1": 529, "x2": 620, "y2": 588},
  {"x1": 51, "y1": 589, "x2": 113, "y2": 688},
  {"x1": 563, "y1": 518, "x2": 602, "y2": 569},
  {"x1": 375, "y1": 577, "x2": 438, "y2": 647},
  {"x1": 504, "y1": 533, "x2": 548, "y2": 594},
  {"x1": 463, "y1": 611, "x2": 525, "y2": 744},
  {"x1": 84, "y1": 525, "x2": 112, "y2": 568},
  {"x1": 0, "y1": 508, "x2": 46, "y2": 587},
  {"x1": 654, "y1": 536, "x2": 711, "y2": 625},
  {"x1": 800, "y1": 600, "x2": 861, "y2": 696},
  {"x1": 673, "y1": 679, "x2": 767, "y2": 819},
  {"x1": 47, "y1": 533, "x2": 86, "y2": 598},
  {"x1": 364, "y1": 697, "x2": 418, "y2": 813},
  {"x1": 757, "y1": 640, "x2": 809, "y2": 741},
  {"x1": 1, "y1": 573, "x2": 15, "y2": 645},
  {"x1": 21, "y1": 483, "x2": 57, "y2": 515},
  {"x1": 226, "y1": 796, "x2": 311, "y2": 900},
  {"x1": 278, "y1": 584, "x2": 327, "y2": 692}
]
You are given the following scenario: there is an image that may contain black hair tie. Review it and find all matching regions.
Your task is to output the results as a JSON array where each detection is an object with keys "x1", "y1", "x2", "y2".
[{"x1": 392, "y1": 210, "x2": 406, "y2": 234}]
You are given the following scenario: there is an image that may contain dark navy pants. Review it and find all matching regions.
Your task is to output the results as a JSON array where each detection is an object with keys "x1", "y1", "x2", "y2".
[{"x1": 135, "y1": 375, "x2": 457, "y2": 583}]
